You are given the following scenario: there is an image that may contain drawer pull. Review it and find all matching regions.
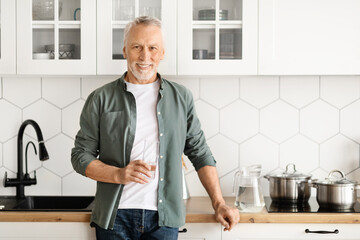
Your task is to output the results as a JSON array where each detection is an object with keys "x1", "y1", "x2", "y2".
[
  {"x1": 305, "y1": 229, "x2": 339, "y2": 234},
  {"x1": 178, "y1": 228, "x2": 187, "y2": 233}
]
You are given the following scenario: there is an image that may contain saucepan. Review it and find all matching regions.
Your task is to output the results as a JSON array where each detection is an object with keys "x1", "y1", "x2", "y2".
[
  {"x1": 311, "y1": 170, "x2": 360, "y2": 209},
  {"x1": 264, "y1": 163, "x2": 312, "y2": 203}
]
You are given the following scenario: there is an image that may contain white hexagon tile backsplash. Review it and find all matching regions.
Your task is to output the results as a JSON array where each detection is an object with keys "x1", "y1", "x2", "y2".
[
  {"x1": 195, "y1": 100, "x2": 219, "y2": 139},
  {"x1": 240, "y1": 76, "x2": 279, "y2": 109},
  {"x1": 3, "y1": 77, "x2": 41, "y2": 108},
  {"x1": 280, "y1": 76, "x2": 319, "y2": 109},
  {"x1": 0, "y1": 100, "x2": 22, "y2": 142},
  {"x1": 42, "y1": 77, "x2": 81, "y2": 109},
  {"x1": 1, "y1": 75, "x2": 360, "y2": 197}
]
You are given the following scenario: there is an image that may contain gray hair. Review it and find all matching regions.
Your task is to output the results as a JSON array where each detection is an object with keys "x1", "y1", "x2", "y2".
[{"x1": 123, "y1": 16, "x2": 162, "y2": 46}]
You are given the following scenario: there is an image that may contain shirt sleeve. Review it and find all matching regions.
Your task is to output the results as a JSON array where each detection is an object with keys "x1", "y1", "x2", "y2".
[
  {"x1": 183, "y1": 89, "x2": 216, "y2": 171},
  {"x1": 71, "y1": 91, "x2": 100, "y2": 176}
]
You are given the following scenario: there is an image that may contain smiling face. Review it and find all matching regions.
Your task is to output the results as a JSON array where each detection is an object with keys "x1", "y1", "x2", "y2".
[{"x1": 123, "y1": 24, "x2": 165, "y2": 84}]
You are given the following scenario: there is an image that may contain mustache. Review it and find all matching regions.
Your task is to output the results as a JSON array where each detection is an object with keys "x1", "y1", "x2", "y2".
[{"x1": 136, "y1": 62, "x2": 153, "y2": 65}]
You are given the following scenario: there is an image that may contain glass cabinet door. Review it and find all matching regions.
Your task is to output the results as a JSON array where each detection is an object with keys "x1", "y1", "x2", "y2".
[
  {"x1": 97, "y1": 0, "x2": 176, "y2": 75},
  {"x1": 0, "y1": 0, "x2": 16, "y2": 74},
  {"x1": 17, "y1": 0, "x2": 96, "y2": 74},
  {"x1": 178, "y1": 0, "x2": 257, "y2": 75}
]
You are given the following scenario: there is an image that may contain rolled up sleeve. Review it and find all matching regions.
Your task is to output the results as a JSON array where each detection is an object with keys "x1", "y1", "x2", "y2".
[
  {"x1": 71, "y1": 92, "x2": 100, "y2": 176},
  {"x1": 183, "y1": 90, "x2": 216, "y2": 171}
]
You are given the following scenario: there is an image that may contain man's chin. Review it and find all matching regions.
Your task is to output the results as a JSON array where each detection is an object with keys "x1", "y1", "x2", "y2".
[{"x1": 132, "y1": 70, "x2": 156, "y2": 81}]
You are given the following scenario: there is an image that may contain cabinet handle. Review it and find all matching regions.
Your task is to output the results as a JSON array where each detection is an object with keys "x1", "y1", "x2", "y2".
[
  {"x1": 305, "y1": 229, "x2": 339, "y2": 234},
  {"x1": 178, "y1": 228, "x2": 187, "y2": 233}
]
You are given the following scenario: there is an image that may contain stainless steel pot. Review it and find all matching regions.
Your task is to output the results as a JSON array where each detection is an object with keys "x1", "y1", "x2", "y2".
[
  {"x1": 264, "y1": 163, "x2": 312, "y2": 203},
  {"x1": 312, "y1": 170, "x2": 360, "y2": 209}
]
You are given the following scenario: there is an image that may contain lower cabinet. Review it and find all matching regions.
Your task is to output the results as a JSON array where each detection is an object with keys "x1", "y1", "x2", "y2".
[
  {"x1": 1, "y1": 222, "x2": 359, "y2": 239},
  {"x1": 0, "y1": 222, "x2": 95, "y2": 239},
  {"x1": 178, "y1": 223, "x2": 222, "y2": 240},
  {"x1": 222, "y1": 223, "x2": 360, "y2": 240}
]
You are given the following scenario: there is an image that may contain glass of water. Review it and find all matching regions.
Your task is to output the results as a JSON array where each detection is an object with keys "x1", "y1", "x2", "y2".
[{"x1": 143, "y1": 140, "x2": 159, "y2": 179}]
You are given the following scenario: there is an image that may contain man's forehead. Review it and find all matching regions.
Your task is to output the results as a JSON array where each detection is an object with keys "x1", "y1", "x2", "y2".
[
  {"x1": 131, "y1": 24, "x2": 161, "y2": 33},
  {"x1": 127, "y1": 25, "x2": 164, "y2": 44}
]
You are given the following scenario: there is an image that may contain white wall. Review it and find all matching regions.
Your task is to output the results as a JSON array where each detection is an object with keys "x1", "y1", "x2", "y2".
[{"x1": 0, "y1": 75, "x2": 360, "y2": 200}]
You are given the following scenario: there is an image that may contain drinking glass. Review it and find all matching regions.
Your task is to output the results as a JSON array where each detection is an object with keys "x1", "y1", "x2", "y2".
[{"x1": 143, "y1": 140, "x2": 159, "y2": 179}]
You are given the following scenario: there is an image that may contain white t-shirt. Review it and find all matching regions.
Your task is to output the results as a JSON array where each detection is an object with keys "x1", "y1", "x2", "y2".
[{"x1": 118, "y1": 79, "x2": 160, "y2": 210}]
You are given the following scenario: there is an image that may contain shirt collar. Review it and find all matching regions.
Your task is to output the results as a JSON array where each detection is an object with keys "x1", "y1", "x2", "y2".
[{"x1": 119, "y1": 72, "x2": 164, "y2": 91}]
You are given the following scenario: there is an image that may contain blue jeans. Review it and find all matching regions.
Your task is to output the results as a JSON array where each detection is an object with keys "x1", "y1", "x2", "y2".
[{"x1": 95, "y1": 209, "x2": 179, "y2": 240}]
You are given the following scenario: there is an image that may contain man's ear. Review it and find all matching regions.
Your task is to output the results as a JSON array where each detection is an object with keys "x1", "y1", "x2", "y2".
[
  {"x1": 160, "y1": 49, "x2": 165, "y2": 60},
  {"x1": 123, "y1": 47, "x2": 127, "y2": 59}
]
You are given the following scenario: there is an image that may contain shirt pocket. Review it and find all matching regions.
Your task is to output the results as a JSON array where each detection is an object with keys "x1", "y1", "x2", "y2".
[{"x1": 100, "y1": 111, "x2": 126, "y2": 141}]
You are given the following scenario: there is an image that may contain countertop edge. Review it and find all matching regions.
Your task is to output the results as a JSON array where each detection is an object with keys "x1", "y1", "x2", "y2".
[
  {"x1": 0, "y1": 212, "x2": 91, "y2": 222},
  {"x1": 1, "y1": 197, "x2": 360, "y2": 224}
]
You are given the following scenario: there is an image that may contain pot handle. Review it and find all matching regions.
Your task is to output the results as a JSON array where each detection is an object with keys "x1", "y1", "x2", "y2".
[
  {"x1": 327, "y1": 170, "x2": 345, "y2": 180},
  {"x1": 310, "y1": 181, "x2": 318, "y2": 188},
  {"x1": 355, "y1": 184, "x2": 360, "y2": 190},
  {"x1": 299, "y1": 179, "x2": 318, "y2": 188},
  {"x1": 285, "y1": 163, "x2": 296, "y2": 174}
]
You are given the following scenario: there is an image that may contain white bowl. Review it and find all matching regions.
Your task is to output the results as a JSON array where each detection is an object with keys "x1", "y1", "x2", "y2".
[{"x1": 33, "y1": 52, "x2": 51, "y2": 59}]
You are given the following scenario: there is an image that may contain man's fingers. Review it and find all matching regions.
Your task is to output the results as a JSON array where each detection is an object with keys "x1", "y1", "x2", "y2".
[
  {"x1": 127, "y1": 170, "x2": 149, "y2": 184},
  {"x1": 128, "y1": 161, "x2": 152, "y2": 179},
  {"x1": 130, "y1": 175, "x2": 149, "y2": 184},
  {"x1": 215, "y1": 206, "x2": 240, "y2": 231},
  {"x1": 216, "y1": 215, "x2": 230, "y2": 230}
]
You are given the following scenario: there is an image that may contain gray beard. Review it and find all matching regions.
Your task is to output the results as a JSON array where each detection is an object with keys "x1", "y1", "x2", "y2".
[{"x1": 129, "y1": 64, "x2": 157, "y2": 82}]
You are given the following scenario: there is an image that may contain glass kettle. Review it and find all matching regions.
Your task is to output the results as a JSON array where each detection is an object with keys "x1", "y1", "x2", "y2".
[{"x1": 233, "y1": 164, "x2": 265, "y2": 212}]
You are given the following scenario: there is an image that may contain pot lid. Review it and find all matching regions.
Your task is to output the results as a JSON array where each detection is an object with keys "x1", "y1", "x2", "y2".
[
  {"x1": 265, "y1": 163, "x2": 312, "y2": 180},
  {"x1": 315, "y1": 170, "x2": 357, "y2": 186}
]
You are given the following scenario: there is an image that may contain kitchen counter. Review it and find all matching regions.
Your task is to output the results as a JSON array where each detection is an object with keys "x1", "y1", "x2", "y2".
[{"x1": 0, "y1": 197, "x2": 360, "y2": 223}]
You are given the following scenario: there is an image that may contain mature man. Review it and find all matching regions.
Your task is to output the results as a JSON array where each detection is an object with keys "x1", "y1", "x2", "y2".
[{"x1": 71, "y1": 16, "x2": 239, "y2": 239}]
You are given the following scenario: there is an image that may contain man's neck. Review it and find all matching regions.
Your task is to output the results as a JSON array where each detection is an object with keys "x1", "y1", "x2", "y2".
[{"x1": 125, "y1": 71, "x2": 157, "y2": 85}]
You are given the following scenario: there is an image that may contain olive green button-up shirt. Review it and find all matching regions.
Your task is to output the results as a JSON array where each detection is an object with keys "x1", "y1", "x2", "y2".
[{"x1": 71, "y1": 72, "x2": 216, "y2": 230}]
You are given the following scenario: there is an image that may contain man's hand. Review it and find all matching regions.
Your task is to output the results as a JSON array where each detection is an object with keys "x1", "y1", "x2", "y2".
[
  {"x1": 85, "y1": 159, "x2": 152, "y2": 184},
  {"x1": 214, "y1": 203, "x2": 240, "y2": 231},
  {"x1": 119, "y1": 160, "x2": 152, "y2": 184}
]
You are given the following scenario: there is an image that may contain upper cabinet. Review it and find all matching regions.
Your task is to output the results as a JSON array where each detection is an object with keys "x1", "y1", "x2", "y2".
[
  {"x1": 0, "y1": 0, "x2": 16, "y2": 74},
  {"x1": 4, "y1": 0, "x2": 360, "y2": 76},
  {"x1": 177, "y1": 0, "x2": 258, "y2": 75},
  {"x1": 97, "y1": 0, "x2": 177, "y2": 75},
  {"x1": 259, "y1": 0, "x2": 360, "y2": 75},
  {"x1": 17, "y1": 0, "x2": 96, "y2": 75}
]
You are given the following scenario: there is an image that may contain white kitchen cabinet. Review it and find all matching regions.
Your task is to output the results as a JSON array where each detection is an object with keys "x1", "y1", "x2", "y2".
[
  {"x1": 259, "y1": 0, "x2": 360, "y2": 75},
  {"x1": 97, "y1": 0, "x2": 177, "y2": 75},
  {"x1": 177, "y1": 0, "x2": 258, "y2": 75},
  {"x1": 178, "y1": 223, "x2": 222, "y2": 240},
  {"x1": 222, "y1": 223, "x2": 360, "y2": 240},
  {"x1": 17, "y1": 0, "x2": 96, "y2": 75},
  {"x1": 0, "y1": 222, "x2": 96, "y2": 239},
  {"x1": 0, "y1": 0, "x2": 16, "y2": 74}
]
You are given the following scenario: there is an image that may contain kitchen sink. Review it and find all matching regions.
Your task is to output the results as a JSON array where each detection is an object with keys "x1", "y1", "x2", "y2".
[{"x1": 0, "y1": 196, "x2": 94, "y2": 211}]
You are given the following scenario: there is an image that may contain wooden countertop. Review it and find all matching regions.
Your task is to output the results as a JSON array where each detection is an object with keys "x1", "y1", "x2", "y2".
[{"x1": 1, "y1": 197, "x2": 360, "y2": 224}]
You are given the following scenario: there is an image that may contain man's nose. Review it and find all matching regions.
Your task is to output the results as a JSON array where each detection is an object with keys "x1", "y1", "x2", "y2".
[{"x1": 139, "y1": 48, "x2": 151, "y2": 61}]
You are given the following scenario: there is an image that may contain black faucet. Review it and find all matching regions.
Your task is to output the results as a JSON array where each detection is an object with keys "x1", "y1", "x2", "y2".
[{"x1": 4, "y1": 119, "x2": 49, "y2": 199}]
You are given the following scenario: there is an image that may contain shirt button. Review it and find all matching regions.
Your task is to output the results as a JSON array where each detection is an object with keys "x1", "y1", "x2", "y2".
[
  {"x1": 157, "y1": 112, "x2": 161, "y2": 115},
  {"x1": 160, "y1": 133, "x2": 163, "y2": 137},
  {"x1": 160, "y1": 155, "x2": 163, "y2": 159},
  {"x1": 159, "y1": 199, "x2": 163, "y2": 203},
  {"x1": 160, "y1": 178, "x2": 164, "y2": 181}
]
